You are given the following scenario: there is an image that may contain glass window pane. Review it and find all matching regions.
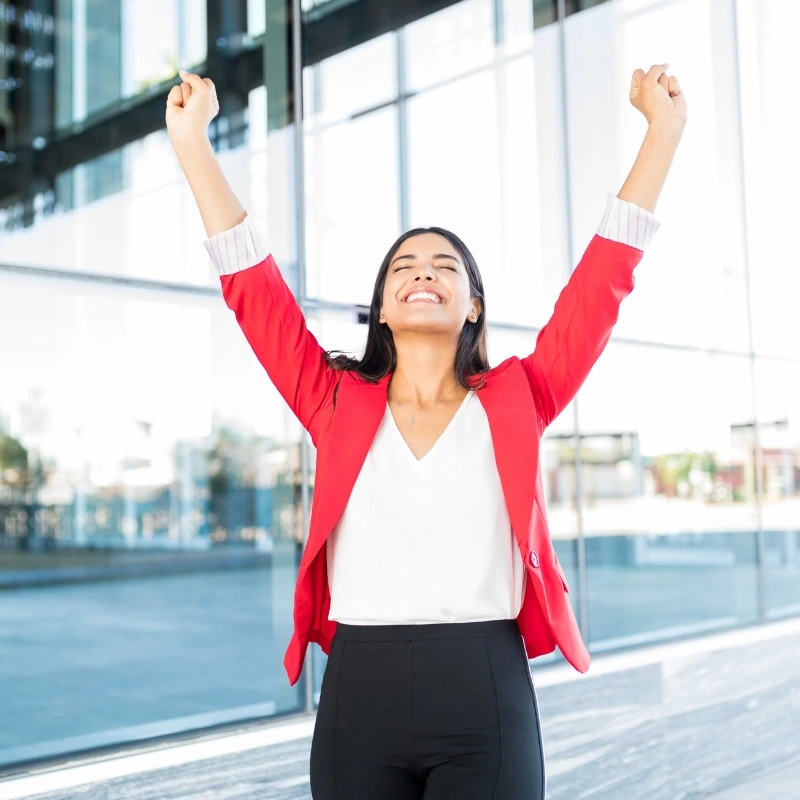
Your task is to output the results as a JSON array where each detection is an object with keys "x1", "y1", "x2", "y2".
[
  {"x1": 0, "y1": 138, "x2": 260, "y2": 286},
  {"x1": 127, "y1": 129, "x2": 183, "y2": 194},
  {"x1": 314, "y1": 33, "x2": 397, "y2": 124},
  {"x1": 754, "y1": 359, "x2": 800, "y2": 618},
  {"x1": 122, "y1": 0, "x2": 178, "y2": 97},
  {"x1": 182, "y1": 0, "x2": 208, "y2": 67},
  {"x1": 500, "y1": 44, "x2": 572, "y2": 328},
  {"x1": 577, "y1": 344, "x2": 760, "y2": 649},
  {"x1": 86, "y1": 0, "x2": 123, "y2": 117},
  {"x1": 248, "y1": 0, "x2": 266, "y2": 36},
  {"x1": 74, "y1": 148, "x2": 125, "y2": 206},
  {"x1": 563, "y1": 0, "x2": 751, "y2": 353},
  {"x1": 0, "y1": 277, "x2": 304, "y2": 767},
  {"x1": 739, "y1": 1, "x2": 800, "y2": 358},
  {"x1": 404, "y1": 0, "x2": 495, "y2": 93},
  {"x1": 532, "y1": 0, "x2": 558, "y2": 29},
  {"x1": 503, "y1": 0, "x2": 535, "y2": 51},
  {"x1": 54, "y1": 0, "x2": 206, "y2": 128},
  {"x1": 304, "y1": 106, "x2": 401, "y2": 304},
  {"x1": 406, "y1": 27, "x2": 571, "y2": 330},
  {"x1": 406, "y1": 70, "x2": 503, "y2": 307}
]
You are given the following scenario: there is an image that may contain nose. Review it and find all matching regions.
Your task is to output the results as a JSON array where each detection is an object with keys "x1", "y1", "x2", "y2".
[{"x1": 412, "y1": 264, "x2": 437, "y2": 280}]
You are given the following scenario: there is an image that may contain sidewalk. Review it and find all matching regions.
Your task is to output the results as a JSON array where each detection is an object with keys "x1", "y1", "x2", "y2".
[
  {"x1": 1, "y1": 615, "x2": 799, "y2": 799},
  {"x1": 704, "y1": 759, "x2": 800, "y2": 799}
]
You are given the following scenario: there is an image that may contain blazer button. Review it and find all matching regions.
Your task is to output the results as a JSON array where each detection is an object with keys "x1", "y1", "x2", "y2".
[{"x1": 530, "y1": 551, "x2": 539, "y2": 568}]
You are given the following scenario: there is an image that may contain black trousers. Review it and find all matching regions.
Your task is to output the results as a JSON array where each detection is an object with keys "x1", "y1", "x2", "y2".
[{"x1": 310, "y1": 619, "x2": 546, "y2": 799}]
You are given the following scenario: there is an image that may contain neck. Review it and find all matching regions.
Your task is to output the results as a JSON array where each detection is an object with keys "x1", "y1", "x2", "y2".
[{"x1": 390, "y1": 342, "x2": 461, "y2": 406}]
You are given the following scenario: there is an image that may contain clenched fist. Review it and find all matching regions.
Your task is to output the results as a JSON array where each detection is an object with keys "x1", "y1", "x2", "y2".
[
  {"x1": 630, "y1": 63, "x2": 687, "y2": 129},
  {"x1": 166, "y1": 69, "x2": 220, "y2": 143}
]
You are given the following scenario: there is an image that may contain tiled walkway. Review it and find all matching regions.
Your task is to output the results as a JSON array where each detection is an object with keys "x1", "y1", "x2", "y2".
[
  {"x1": 704, "y1": 760, "x2": 800, "y2": 800},
  {"x1": 2, "y1": 617, "x2": 799, "y2": 800}
]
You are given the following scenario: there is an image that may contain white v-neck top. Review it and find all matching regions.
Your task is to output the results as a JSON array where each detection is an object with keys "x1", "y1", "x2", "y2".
[{"x1": 325, "y1": 389, "x2": 526, "y2": 625}]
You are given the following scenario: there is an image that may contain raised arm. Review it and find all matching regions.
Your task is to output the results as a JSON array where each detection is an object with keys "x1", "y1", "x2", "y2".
[
  {"x1": 168, "y1": 70, "x2": 336, "y2": 444},
  {"x1": 167, "y1": 69, "x2": 247, "y2": 237},
  {"x1": 522, "y1": 63, "x2": 686, "y2": 430},
  {"x1": 521, "y1": 197, "x2": 658, "y2": 429},
  {"x1": 204, "y1": 219, "x2": 336, "y2": 445}
]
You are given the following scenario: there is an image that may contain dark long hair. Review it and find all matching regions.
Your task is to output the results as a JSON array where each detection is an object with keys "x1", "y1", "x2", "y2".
[{"x1": 323, "y1": 226, "x2": 490, "y2": 395}]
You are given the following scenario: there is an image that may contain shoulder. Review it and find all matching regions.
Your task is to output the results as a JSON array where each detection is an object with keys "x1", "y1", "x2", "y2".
[{"x1": 484, "y1": 355, "x2": 519, "y2": 380}]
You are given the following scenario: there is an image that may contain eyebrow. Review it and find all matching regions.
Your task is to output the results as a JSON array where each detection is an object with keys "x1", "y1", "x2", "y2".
[{"x1": 390, "y1": 253, "x2": 462, "y2": 267}]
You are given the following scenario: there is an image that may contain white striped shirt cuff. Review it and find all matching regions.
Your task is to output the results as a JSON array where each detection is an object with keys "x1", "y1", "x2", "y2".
[
  {"x1": 203, "y1": 214, "x2": 270, "y2": 276},
  {"x1": 596, "y1": 193, "x2": 660, "y2": 250}
]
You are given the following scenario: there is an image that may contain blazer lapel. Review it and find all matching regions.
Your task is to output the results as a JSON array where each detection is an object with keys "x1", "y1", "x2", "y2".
[{"x1": 476, "y1": 361, "x2": 541, "y2": 583}]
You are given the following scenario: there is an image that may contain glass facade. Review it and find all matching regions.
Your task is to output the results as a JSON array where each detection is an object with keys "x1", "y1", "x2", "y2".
[
  {"x1": 53, "y1": 0, "x2": 207, "y2": 128},
  {"x1": 0, "y1": 0, "x2": 798, "y2": 773}
]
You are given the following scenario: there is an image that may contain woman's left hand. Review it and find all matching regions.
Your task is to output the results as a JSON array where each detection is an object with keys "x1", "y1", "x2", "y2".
[{"x1": 629, "y1": 63, "x2": 688, "y2": 129}]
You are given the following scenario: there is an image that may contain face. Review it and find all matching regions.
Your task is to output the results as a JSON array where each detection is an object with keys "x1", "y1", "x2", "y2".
[{"x1": 379, "y1": 233, "x2": 482, "y2": 335}]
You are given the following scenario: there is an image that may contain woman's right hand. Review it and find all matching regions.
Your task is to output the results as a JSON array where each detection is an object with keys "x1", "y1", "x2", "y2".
[{"x1": 166, "y1": 69, "x2": 219, "y2": 145}]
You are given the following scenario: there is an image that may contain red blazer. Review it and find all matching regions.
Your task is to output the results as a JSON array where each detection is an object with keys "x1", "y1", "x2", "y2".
[{"x1": 219, "y1": 233, "x2": 644, "y2": 686}]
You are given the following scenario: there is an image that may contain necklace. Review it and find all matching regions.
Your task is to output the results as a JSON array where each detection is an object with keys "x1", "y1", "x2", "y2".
[{"x1": 389, "y1": 382, "x2": 460, "y2": 427}]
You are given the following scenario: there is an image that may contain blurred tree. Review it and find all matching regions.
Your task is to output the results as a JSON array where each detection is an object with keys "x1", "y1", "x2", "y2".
[
  {"x1": 134, "y1": 55, "x2": 179, "y2": 95},
  {"x1": 0, "y1": 432, "x2": 29, "y2": 486},
  {"x1": 652, "y1": 451, "x2": 720, "y2": 499}
]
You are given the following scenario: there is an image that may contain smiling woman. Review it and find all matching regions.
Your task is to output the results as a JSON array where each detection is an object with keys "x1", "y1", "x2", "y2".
[
  {"x1": 323, "y1": 225, "x2": 490, "y2": 401},
  {"x1": 171, "y1": 52, "x2": 685, "y2": 798}
]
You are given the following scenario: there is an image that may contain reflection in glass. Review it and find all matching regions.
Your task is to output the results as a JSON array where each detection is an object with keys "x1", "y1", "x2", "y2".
[
  {"x1": 304, "y1": 107, "x2": 401, "y2": 303},
  {"x1": 741, "y1": 2, "x2": 800, "y2": 359},
  {"x1": 0, "y1": 278, "x2": 304, "y2": 766},
  {"x1": 755, "y1": 361, "x2": 800, "y2": 617},
  {"x1": 6, "y1": 0, "x2": 800, "y2": 772},
  {"x1": 407, "y1": 70, "x2": 503, "y2": 290},
  {"x1": 563, "y1": 0, "x2": 751, "y2": 354},
  {"x1": 312, "y1": 33, "x2": 396, "y2": 124},
  {"x1": 404, "y1": 0, "x2": 495, "y2": 93},
  {"x1": 54, "y1": 0, "x2": 207, "y2": 130},
  {"x1": 578, "y1": 344, "x2": 761, "y2": 648}
]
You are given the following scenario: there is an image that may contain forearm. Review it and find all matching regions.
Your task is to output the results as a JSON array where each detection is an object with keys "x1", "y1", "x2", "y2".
[
  {"x1": 171, "y1": 134, "x2": 246, "y2": 238},
  {"x1": 617, "y1": 118, "x2": 684, "y2": 214}
]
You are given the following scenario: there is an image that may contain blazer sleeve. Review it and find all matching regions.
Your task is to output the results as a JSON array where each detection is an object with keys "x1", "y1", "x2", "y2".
[
  {"x1": 205, "y1": 214, "x2": 337, "y2": 445},
  {"x1": 521, "y1": 194, "x2": 660, "y2": 431}
]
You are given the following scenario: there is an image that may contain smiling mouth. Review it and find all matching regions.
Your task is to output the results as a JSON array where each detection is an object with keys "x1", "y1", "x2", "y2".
[{"x1": 403, "y1": 292, "x2": 444, "y2": 304}]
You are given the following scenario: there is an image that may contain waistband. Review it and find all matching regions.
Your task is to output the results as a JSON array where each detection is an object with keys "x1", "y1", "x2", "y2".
[{"x1": 333, "y1": 619, "x2": 520, "y2": 642}]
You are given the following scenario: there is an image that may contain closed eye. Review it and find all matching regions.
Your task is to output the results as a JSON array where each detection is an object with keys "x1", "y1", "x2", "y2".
[{"x1": 392, "y1": 265, "x2": 457, "y2": 272}]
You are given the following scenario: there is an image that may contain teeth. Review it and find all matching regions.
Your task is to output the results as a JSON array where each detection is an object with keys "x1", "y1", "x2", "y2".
[{"x1": 406, "y1": 291, "x2": 441, "y2": 303}]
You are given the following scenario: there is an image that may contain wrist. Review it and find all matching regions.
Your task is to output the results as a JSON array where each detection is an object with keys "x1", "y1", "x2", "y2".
[
  {"x1": 169, "y1": 131, "x2": 213, "y2": 153},
  {"x1": 647, "y1": 112, "x2": 686, "y2": 141}
]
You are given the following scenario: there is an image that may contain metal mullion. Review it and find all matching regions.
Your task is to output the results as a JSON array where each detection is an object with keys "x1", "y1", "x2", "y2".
[
  {"x1": 731, "y1": 0, "x2": 766, "y2": 622},
  {"x1": 492, "y1": 0, "x2": 509, "y2": 321},
  {"x1": 289, "y1": 0, "x2": 316, "y2": 717},
  {"x1": 396, "y1": 28, "x2": 409, "y2": 232},
  {"x1": 493, "y1": 0, "x2": 504, "y2": 47},
  {"x1": 554, "y1": 0, "x2": 589, "y2": 642}
]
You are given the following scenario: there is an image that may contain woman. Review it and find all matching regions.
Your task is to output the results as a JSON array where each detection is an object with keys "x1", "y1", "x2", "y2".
[{"x1": 167, "y1": 61, "x2": 686, "y2": 799}]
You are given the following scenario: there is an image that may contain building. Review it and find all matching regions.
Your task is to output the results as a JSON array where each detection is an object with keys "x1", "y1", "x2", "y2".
[{"x1": 0, "y1": 0, "x2": 798, "y2": 773}]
